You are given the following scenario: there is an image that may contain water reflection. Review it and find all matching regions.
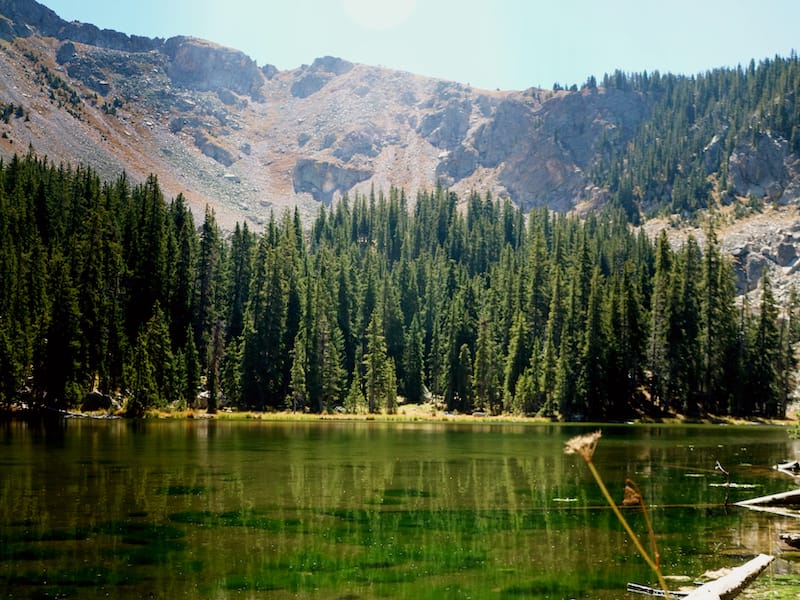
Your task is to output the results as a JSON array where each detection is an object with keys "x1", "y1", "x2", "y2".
[{"x1": 0, "y1": 420, "x2": 797, "y2": 599}]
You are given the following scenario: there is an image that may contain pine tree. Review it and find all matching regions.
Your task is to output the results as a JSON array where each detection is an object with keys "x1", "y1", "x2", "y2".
[
  {"x1": 503, "y1": 310, "x2": 530, "y2": 406},
  {"x1": 451, "y1": 343, "x2": 473, "y2": 413},
  {"x1": 473, "y1": 313, "x2": 501, "y2": 414},
  {"x1": 578, "y1": 267, "x2": 608, "y2": 419},
  {"x1": 302, "y1": 263, "x2": 347, "y2": 413},
  {"x1": 701, "y1": 226, "x2": 738, "y2": 413},
  {"x1": 167, "y1": 194, "x2": 197, "y2": 347},
  {"x1": 748, "y1": 274, "x2": 783, "y2": 417},
  {"x1": 127, "y1": 329, "x2": 156, "y2": 417},
  {"x1": 402, "y1": 314, "x2": 425, "y2": 403},
  {"x1": 667, "y1": 236, "x2": 702, "y2": 413},
  {"x1": 287, "y1": 328, "x2": 308, "y2": 413},
  {"x1": 183, "y1": 327, "x2": 200, "y2": 408},
  {"x1": 239, "y1": 239, "x2": 288, "y2": 409},
  {"x1": 207, "y1": 319, "x2": 224, "y2": 414},
  {"x1": 39, "y1": 253, "x2": 83, "y2": 408},
  {"x1": 363, "y1": 309, "x2": 393, "y2": 413},
  {"x1": 126, "y1": 305, "x2": 175, "y2": 416},
  {"x1": 195, "y1": 206, "x2": 222, "y2": 364},
  {"x1": 649, "y1": 232, "x2": 672, "y2": 410},
  {"x1": 344, "y1": 361, "x2": 366, "y2": 414},
  {"x1": 226, "y1": 222, "x2": 254, "y2": 341}
]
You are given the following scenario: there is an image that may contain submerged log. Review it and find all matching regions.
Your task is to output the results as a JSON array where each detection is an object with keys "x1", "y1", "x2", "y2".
[{"x1": 683, "y1": 554, "x2": 774, "y2": 599}]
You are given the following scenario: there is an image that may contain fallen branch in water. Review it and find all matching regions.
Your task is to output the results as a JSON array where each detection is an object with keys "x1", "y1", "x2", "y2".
[{"x1": 683, "y1": 554, "x2": 773, "y2": 599}]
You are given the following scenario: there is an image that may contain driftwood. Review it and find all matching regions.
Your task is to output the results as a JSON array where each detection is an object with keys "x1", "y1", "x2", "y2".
[
  {"x1": 628, "y1": 555, "x2": 773, "y2": 599},
  {"x1": 683, "y1": 554, "x2": 774, "y2": 599},
  {"x1": 776, "y1": 461, "x2": 800, "y2": 477},
  {"x1": 735, "y1": 488, "x2": 800, "y2": 518},
  {"x1": 737, "y1": 488, "x2": 800, "y2": 507},
  {"x1": 779, "y1": 532, "x2": 800, "y2": 548},
  {"x1": 626, "y1": 582, "x2": 688, "y2": 597}
]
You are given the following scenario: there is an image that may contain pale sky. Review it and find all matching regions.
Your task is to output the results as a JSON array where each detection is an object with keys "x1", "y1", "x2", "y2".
[{"x1": 42, "y1": 0, "x2": 800, "y2": 91}]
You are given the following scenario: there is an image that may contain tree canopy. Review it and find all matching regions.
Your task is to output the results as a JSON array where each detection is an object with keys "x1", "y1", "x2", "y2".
[{"x1": 0, "y1": 153, "x2": 796, "y2": 419}]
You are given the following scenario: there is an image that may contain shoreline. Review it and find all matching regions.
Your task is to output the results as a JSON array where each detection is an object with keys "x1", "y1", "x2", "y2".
[{"x1": 4, "y1": 402, "x2": 794, "y2": 427}]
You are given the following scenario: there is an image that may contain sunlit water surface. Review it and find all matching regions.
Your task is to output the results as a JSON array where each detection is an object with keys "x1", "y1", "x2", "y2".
[{"x1": 1, "y1": 419, "x2": 799, "y2": 599}]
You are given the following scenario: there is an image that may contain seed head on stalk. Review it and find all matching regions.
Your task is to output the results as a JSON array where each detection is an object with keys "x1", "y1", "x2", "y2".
[{"x1": 564, "y1": 430, "x2": 671, "y2": 599}]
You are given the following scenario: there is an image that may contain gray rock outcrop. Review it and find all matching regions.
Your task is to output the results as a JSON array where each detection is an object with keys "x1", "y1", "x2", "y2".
[
  {"x1": 163, "y1": 37, "x2": 264, "y2": 99},
  {"x1": 194, "y1": 131, "x2": 235, "y2": 166},
  {"x1": 292, "y1": 159, "x2": 372, "y2": 204},
  {"x1": 291, "y1": 56, "x2": 353, "y2": 98},
  {"x1": 729, "y1": 133, "x2": 788, "y2": 199}
]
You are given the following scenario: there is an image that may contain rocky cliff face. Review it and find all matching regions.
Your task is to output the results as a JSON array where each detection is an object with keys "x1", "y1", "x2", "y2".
[
  {"x1": 163, "y1": 36, "x2": 264, "y2": 99},
  {"x1": 0, "y1": 0, "x2": 660, "y2": 225},
  {"x1": 1, "y1": 0, "x2": 800, "y2": 299}
]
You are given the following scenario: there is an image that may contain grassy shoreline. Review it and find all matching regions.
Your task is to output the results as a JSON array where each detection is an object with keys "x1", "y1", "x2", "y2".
[
  {"x1": 148, "y1": 403, "x2": 798, "y2": 427},
  {"x1": 4, "y1": 401, "x2": 797, "y2": 427}
]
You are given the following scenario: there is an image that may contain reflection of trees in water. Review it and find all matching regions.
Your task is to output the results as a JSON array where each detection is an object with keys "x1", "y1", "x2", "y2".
[{"x1": 2, "y1": 422, "x2": 798, "y2": 598}]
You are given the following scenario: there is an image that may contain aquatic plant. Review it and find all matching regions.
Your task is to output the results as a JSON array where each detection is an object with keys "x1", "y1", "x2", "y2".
[{"x1": 565, "y1": 430, "x2": 671, "y2": 598}]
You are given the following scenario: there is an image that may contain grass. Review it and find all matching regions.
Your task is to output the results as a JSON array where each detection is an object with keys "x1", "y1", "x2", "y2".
[{"x1": 741, "y1": 575, "x2": 800, "y2": 598}]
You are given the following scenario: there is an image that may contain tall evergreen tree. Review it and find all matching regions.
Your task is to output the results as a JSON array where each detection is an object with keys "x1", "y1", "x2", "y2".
[
  {"x1": 473, "y1": 313, "x2": 502, "y2": 414},
  {"x1": 363, "y1": 309, "x2": 394, "y2": 414},
  {"x1": 748, "y1": 274, "x2": 783, "y2": 417}
]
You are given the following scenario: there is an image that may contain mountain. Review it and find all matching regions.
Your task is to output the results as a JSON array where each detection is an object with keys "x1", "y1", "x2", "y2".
[
  {"x1": 1, "y1": 0, "x2": 800, "y2": 299},
  {"x1": 0, "y1": 0, "x2": 658, "y2": 226}
]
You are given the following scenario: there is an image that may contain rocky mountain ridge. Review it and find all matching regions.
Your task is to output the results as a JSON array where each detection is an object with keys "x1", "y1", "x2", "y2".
[
  {"x1": 0, "y1": 0, "x2": 661, "y2": 225},
  {"x1": 1, "y1": 0, "x2": 800, "y2": 300}
]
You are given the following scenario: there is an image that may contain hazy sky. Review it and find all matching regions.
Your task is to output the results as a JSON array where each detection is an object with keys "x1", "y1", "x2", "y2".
[{"x1": 42, "y1": 0, "x2": 800, "y2": 91}]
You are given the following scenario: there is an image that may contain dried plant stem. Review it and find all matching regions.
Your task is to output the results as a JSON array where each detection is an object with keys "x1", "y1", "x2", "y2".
[
  {"x1": 584, "y1": 459, "x2": 671, "y2": 599},
  {"x1": 627, "y1": 478, "x2": 660, "y2": 569}
]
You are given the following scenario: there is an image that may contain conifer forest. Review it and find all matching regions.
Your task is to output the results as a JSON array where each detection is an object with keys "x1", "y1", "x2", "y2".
[{"x1": 0, "y1": 153, "x2": 797, "y2": 420}]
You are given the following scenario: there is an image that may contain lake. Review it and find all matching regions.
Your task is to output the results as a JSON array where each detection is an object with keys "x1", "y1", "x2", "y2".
[{"x1": 1, "y1": 418, "x2": 799, "y2": 599}]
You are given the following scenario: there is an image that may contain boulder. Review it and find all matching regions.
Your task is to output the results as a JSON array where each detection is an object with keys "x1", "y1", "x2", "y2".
[
  {"x1": 291, "y1": 73, "x2": 331, "y2": 99},
  {"x1": 332, "y1": 127, "x2": 383, "y2": 161},
  {"x1": 777, "y1": 242, "x2": 797, "y2": 266},
  {"x1": 290, "y1": 56, "x2": 353, "y2": 98},
  {"x1": 436, "y1": 145, "x2": 478, "y2": 183},
  {"x1": 292, "y1": 158, "x2": 372, "y2": 204},
  {"x1": 310, "y1": 55, "x2": 353, "y2": 76},
  {"x1": 56, "y1": 41, "x2": 76, "y2": 64},
  {"x1": 82, "y1": 390, "x2": 113, "y2": 412},
  {"x1": 729, "y1": 133, "x2": 788, "y2": 198},
  {"x1": 261, "y1": 64, "x2": 278, "y2": 80},
  {"x1": 194, "y1": 131, "x2": 235, "y2": 166},
  {"x1": 730, "y1": 245, "x2": 765, "y2": 294}
]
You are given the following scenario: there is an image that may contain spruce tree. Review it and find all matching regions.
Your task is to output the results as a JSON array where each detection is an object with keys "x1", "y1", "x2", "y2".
[
  {"x1": 473, "y1": 313, "x2": 501, "y2": 414},
  {"x1": 363, "y1": 310, "x2": 393, "y2": 414},
  {"x1": 402, "y1": 314, "x2": 425, "y2": 403},
  {"x1": 287, "y1": 328, "x2": 308, "y2": 413},
  {"x1": 749, "y1": 275, "x2": 783, "y2": 417}
]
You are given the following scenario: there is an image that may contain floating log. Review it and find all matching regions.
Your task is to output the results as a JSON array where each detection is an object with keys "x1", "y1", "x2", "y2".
[
  {"x1": 628, "y1": 555, "x2": 773, "y2": 599},
  {"x1": 737, "y1": 488, "x2": 800, "y2": 507},
  {"x1": 683, "y1": 554, "x2": 774, "y2": 599},
  {"x1": 775, "y1": 460, "x2": 800, "y2": 476},
  {"x1": 779, "y1": 532, "x2": 800, "y2": 548},
  {"x1": 735, "y1": 488, "x2": 800, "y2": 517}
]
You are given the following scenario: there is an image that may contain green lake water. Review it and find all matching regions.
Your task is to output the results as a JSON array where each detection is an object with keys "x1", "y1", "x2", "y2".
[{"x1": 1, "y1": 418, "x2": 799, "y2": 599}]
